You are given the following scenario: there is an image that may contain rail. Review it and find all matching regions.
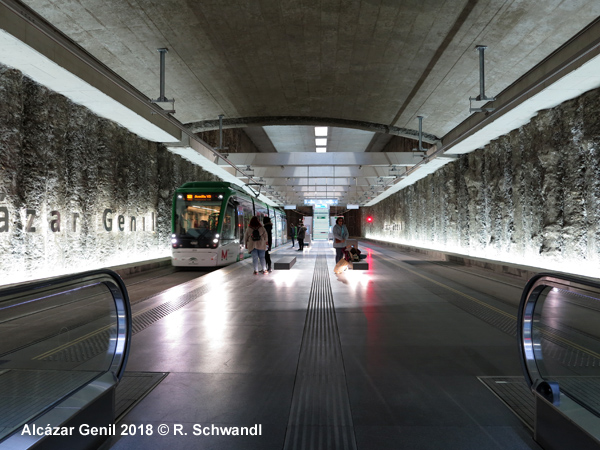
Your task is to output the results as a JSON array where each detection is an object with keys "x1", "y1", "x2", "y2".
[
  {"x1": 0, "y1": 269, "x2": 131, "y2": 449},
  {"x1": 518, "y1": 273, "x2": 600, "y2": 450}
]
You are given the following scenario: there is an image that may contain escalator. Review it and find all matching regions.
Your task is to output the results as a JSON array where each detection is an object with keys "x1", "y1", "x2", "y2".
[
  {"x1": 0, "y1": 270, "x2": 131, "y2": 449},
  {"x1": 518, "y1": 273, "x2": 600, "y2": 450}
]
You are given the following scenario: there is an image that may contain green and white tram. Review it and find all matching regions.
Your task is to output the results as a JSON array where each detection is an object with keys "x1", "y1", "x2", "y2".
[{"x1": 171, "y1": 182, "x2": 288, "y2": 267}]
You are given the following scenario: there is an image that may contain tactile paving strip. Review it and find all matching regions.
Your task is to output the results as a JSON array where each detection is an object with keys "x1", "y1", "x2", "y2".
[
  {"x1": 382, "y1": 257, "x2": 519, "y2": 337},
  {"x1": 40, "y1": 329, "x2": 112, "y2": 362},
  {"x1": 283, "y1": 254, "x2": 357, "y2": 450},
  {"x1": 478, "y1": 376, "x2": 534, "y2": 430},
  {"x1": 131, "y1": 283, "x2": 209, "y2": 334},
  {"x1": 535, "y1": 325, "x2": 600, "y2": 368},
  {"x1": 449, "y1": 296, "x2": 517, "y2": 336},
  {"x1": 38, "y1": 284, "x2": 212, "y2": 363}
]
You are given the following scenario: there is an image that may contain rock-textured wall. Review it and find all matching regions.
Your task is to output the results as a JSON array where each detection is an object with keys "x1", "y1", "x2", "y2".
[
  {"x1": 0, "y1": 64, "x2": 218, "y2": 284},
  {"x1": 364, "y1": 87, "x2": 600, "y2": 275}
]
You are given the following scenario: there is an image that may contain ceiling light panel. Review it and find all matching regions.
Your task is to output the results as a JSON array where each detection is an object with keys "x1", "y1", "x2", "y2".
[{"x1": 315, "y1": 126, "x2": 328, "y2": 136}]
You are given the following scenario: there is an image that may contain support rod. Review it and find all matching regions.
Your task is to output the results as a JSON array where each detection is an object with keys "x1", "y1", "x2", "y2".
[
  {"x1": 157, "y1": 48, "x2": 169, "y2": 102},
  {"x1": 151, "y1": 48, "x2": 174, "y2": 112},
  {"x1": 418, "y1": 115, "x2": 424, "y2": 151},
  {"x1": 477, "y1": 45, "x2": 486, "y2": 100},
  {"x1": 412, "y1": 116, "x2": 426, "y2": 154},
  {"x1": 469, "y1": 45, "x2": 495, "y2": 112},
  {"x1": 218, "y1": 114, "x2": 224, "y2": 150}
]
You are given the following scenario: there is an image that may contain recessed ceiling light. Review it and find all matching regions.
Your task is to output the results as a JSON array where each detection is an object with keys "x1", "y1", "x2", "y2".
[
  {"x1": 315, "y1": 138, "x2": 327, "y2": 146},
  {"x1": 316, "y1": 147, "x2": 327, "y2": 153},
  {"x1": 315, "y1": 127, "x2": 328, "y2": 136}
]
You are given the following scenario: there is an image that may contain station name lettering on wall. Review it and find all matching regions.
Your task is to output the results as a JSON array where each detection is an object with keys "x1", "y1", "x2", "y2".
[
  {"x1": 383, "y1": 223, "x2": 402, "y2": 232},
  {"x1": 0, "y1": 207, "x2": 156, "y2": 233}
]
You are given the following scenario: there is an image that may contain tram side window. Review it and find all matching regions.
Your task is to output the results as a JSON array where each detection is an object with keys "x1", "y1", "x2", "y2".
[
  {"x1": 237, "y1": 198, "x2": 254, "y2": 231},
  {"x1": 255, "y1": 204, "x2": 268, "y2": 224},
  {"x1": 222, "y1": 204, "x2": 235, "y2": 240}
]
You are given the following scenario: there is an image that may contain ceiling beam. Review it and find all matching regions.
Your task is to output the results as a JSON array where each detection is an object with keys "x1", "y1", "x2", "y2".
[
  {"x1": 216, "y1": 152, "x2": 426, "y2": 167},
  {"x1": 187, "y1": 116, "x2": 440, "y2": 144},
  {"x1": 230, "y1": 166, "x2": 410, "y2": 179}
]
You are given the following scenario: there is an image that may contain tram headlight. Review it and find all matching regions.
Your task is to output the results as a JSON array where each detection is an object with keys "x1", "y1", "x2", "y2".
[
  {"x1": 171, "y1": 238, "x2": 177, "y2": 244},
  {"x1": 215, "y1": 234, "x2": 220, "y2": 238},
  {"x1": 213, "y1": 239, "x2": 219, "y2": 243}
]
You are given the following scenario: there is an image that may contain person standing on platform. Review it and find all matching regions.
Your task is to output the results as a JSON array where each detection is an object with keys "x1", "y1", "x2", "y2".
[
  {"x1": 332, "y1": 216, "x2": 349, "y2": 263},
  {"x1": 288, "y1": 223, "x2": 296, "y2": 247},
  {"x1": 297, "y1": 221, "x2": 307, "y2": 251},
  {"x1": 263, "y1": 216, "x2": 273, "y2": 272},
  {"x1": 244, "y1": 216, "x2": 269, "y2": 275}
]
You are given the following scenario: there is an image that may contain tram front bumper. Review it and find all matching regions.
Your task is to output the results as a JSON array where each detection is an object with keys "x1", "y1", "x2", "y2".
[{"x1": 172, "y1": 251, "x2": 219, "y2": 267}]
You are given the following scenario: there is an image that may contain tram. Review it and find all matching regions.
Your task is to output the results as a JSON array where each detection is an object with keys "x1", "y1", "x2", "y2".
[{"x1": 171, "y1": 182, "x2": 288, "y2": 267}]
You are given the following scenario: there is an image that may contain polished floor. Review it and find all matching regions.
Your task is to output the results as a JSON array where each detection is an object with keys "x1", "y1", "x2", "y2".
[{"x1": 106, "y1": 240, "x2": 541, "y2": 450}]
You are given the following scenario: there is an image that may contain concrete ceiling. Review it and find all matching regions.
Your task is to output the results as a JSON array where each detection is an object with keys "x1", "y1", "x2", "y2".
[{"x1": 4, "y1": 0, "x2": 600, "y2": 207}]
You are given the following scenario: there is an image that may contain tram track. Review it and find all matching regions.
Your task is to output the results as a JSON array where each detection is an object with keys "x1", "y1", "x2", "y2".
[
  {"x1": 0, "y1": 267, "x2": 208, "y2": 361},
  {"x1": 7, "y1": 255, "x2": 257, "y2": 363},
  {"x1": 366, "y1": 243, "x2": 600, "y2": 372}
]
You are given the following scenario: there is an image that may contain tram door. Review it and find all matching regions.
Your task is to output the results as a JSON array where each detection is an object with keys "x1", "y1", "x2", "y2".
[
  {"x1": 236, "y1": 204, "x2": 245, "y2": 261},
  {"x1": 219, "y1": 202, "x2": 237, "y2": 265},
  {"x1": 236, "y1": 197, "x2": 254, "y2": 260}
]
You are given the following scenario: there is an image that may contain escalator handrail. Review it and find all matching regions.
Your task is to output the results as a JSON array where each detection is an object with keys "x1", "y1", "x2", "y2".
[
  {"x1": 517, "y1": 272, "x2": 600, "y2": 389},
  {"x1": 0, "y1": 268, "x2": 132, "y2": 380}
]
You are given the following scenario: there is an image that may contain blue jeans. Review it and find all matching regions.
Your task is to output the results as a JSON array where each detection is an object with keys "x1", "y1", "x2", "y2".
[
  {"x1": 335, "y1": 247, "x2": 345, "y2": 263},
  {"x1": 251, "y1": 249, "x2": 267, "y2": 272}
]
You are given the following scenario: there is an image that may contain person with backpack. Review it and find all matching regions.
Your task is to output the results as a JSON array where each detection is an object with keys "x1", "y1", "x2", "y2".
[
  {"x1": 243, "y1": 216, "x2": 269, "y2": 275},
  {"x1": 263, "y1": 216, "x2": 273, "y2": 272}
]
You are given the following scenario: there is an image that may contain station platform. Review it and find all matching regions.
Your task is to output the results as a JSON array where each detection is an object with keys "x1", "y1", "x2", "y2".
[{"x1": 105, "y1": 240, "x2": 539, "y2": 450}]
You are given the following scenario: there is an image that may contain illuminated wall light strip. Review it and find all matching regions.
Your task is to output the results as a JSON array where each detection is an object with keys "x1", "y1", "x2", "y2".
[{"x1": 364, "y1": 232, "x2": 600, "y2": 280}]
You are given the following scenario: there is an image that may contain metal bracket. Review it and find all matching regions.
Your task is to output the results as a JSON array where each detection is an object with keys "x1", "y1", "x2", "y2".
[
  {"x1": 469, "y1": 45, "x2": 495, "y2": 113},
  {"x1": 150, "y1": 48, "x2": 176, "y2": 113},
  {"x1": 245, "y1": 182, "x2": 264, "y2": 198}
]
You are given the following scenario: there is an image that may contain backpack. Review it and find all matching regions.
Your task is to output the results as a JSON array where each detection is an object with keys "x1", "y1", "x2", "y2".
[{"x1": 251, "y1": 227, "x2": 262, "y2": 241}]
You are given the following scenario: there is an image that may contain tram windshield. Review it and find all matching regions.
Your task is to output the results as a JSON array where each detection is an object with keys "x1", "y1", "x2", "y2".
[{"x1": 174, "y1": 195, "x2": 221, "y2": 243}]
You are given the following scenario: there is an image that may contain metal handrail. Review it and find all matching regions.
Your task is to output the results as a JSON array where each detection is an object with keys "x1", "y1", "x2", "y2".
[
  {"x1": 0, "y1": 269, "x2": 132, "y2": 379},
  {"x1": 517, "y1": 272, "x2": 600, "y2": 447},
  {"x1": 518, "y1": 273, "x2": 600, "y2": 390},
  {"x1": 0, "y1": 269, "x2": 132, "y2": 447}
]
